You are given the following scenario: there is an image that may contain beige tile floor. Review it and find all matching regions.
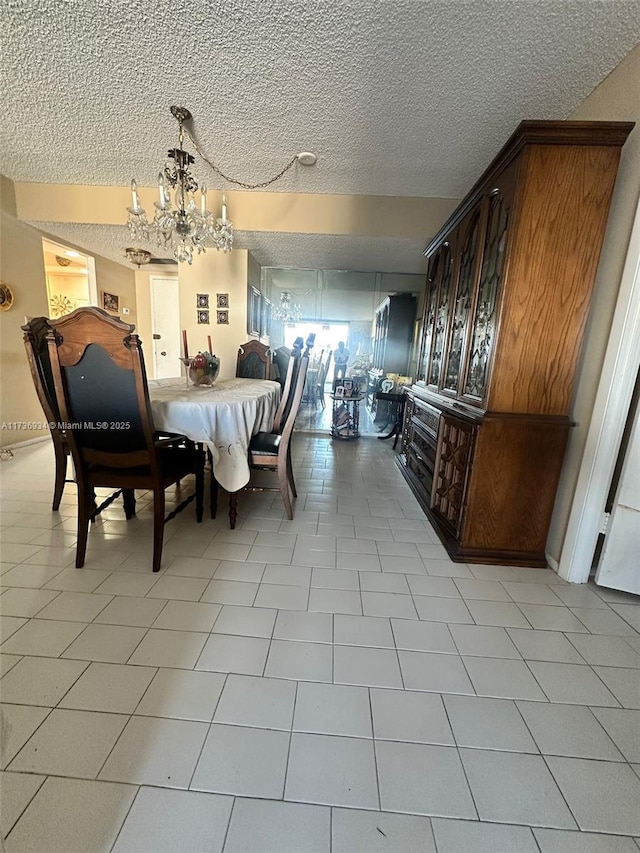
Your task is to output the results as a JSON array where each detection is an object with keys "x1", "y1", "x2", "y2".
[{"x1": 1, "y1": 437, "x2": 640, "y2": 852}]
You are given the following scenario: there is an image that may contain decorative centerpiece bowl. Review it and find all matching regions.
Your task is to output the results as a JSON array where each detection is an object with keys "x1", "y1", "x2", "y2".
[{"x1": 187, "y1": 352, "x2": 220, "y2": 386}]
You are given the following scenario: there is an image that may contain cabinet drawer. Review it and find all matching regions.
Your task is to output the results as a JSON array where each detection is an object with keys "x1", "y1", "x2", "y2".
[
  {"x1": 406, "y1": 449, "x2": 433, "y2": 500},
  {"x1": 411, "y1": 398, "x2": 441, "y2": 440},
  {"x1": 408, "y1": 423, "x2": 437, "y2": 473}
]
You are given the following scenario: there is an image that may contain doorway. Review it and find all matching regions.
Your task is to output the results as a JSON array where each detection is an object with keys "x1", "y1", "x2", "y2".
[
  {"x1": 150, "y1": 276, "x2": 181, "y2": 379},
  {"x1": 42, "y1": 239, "x2": 97, "y2": 317}
]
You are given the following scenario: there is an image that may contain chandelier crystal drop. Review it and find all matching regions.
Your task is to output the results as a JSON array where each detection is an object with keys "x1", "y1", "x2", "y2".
[{"x1": 271, "y1": 291, "x2": 302, "y2": 323}]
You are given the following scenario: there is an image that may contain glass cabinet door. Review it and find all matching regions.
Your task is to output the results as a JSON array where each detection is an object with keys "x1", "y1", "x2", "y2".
[
  {"x1": 463, "y1": 191, "x2": 509, "y2": 401},
  {"x1": 442, "y1": 210, "x2": 481, "y2": 393},
  {"x1": 428, "y1": 243, "x2": 453, "y2": 387},
  {"x1": 418, "y1": 252, "x2": 441, "y2": 382}
]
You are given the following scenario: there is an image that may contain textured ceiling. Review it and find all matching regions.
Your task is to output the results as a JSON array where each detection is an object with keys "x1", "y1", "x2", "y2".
[
  {"x1": 34, "y1": 223, "x2": 429, "y2": 274},
  {"x1": 2, "y1": 0, "x2": 640, "y2": 272}
]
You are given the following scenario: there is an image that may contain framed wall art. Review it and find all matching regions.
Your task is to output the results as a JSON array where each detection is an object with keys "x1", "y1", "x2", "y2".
[
  {"x1": 102, "y1": 291, "x2": 119, "y2": 312},
  {"x1": 197, "y1": 310, "x2": 210, "y2": 324},
  {"x1": 217, "y1": 293, "x2": 229, "y2": 309},
  {"x1": 217, "y1": 310, "x2": 229, "y2": 325},
  {"x1": 197, "y1": 294, "x2": 209, "y2": 308}
]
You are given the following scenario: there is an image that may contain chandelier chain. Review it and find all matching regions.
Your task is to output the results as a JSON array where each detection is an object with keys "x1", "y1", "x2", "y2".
[{"x1": 184, "y1": 127, "x2": 299, "y2": 190}]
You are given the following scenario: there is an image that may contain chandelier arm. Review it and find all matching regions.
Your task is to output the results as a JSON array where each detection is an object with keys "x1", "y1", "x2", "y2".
[{"x1": 184, "y1": 127, "x2": 299, "y2": 190}]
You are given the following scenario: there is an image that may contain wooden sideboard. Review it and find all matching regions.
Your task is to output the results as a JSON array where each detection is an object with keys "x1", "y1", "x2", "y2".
[{"x1": 397, "y1": 120, "x2": 634, "y2": 566}]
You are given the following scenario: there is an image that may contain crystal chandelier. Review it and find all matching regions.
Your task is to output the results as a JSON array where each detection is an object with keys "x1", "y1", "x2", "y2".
[
  {"x1": 126, "y1": 106, "x2": 317, "y2": 265},
  {"x1": 271, "y1": 291, "x2": 302, "y2": 323},
  {"x1": 127, "y1": 107, "x2": 232, "y2": 264}
]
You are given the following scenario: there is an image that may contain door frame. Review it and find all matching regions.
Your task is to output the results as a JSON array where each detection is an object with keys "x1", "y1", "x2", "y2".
[
  {"x1": 557, "y1": 195, "x2": 640, "y2": 583},
  {"x1": 149, "y1": 275, "x2": 181, "y2": 379}
]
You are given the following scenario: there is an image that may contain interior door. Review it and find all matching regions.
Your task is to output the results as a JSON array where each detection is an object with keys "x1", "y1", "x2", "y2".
[
  {"x1": 150, "y1": 276, "x2": 180, "y2": 379},
  {"x1": 595, "y1": 387, "x2": 640, "y2": 594}
]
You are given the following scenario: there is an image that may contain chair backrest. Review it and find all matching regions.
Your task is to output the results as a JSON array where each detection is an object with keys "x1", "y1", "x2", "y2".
[
  {"x1": 47, "y1": 307, "x2": 157, "y2": 471},
  {"x1": 272, "y1": 346, "x2": 292, "y2": 389},
  {"x1": 272, "y1": 353, "x2": 297, "y2": 433},
  {"x1": 278, "y1": 355, "x2": 309, "y2": 445},
  {"x1": 22, "y1": 316, "x2": 63, "y2": 429},
  {"x1": 236, "y1": 340, "x2": 272, "y2": 380},
  {"x1": 318, "y1": 349, "x2": 332, "y2": 387}
]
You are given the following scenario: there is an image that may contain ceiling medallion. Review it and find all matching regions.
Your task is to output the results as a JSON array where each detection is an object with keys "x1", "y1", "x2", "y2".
[{"x1": 126, "y1": 105, "x2": 316, "y2": 264}]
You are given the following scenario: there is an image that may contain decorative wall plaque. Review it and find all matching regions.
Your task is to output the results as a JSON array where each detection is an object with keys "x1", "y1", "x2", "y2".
[
  {"x1": 217, "y1": 293, "x2": 229, "y2": 309},
  {"x1": 217, "y1": 310, "x2": 229, "y2": 325},
  {"x1": 196, "y1": 294, "x2": 209, "y2": 308},
  {"x1": 197, "y1": 310, "x2": 210, "y2": 324}
]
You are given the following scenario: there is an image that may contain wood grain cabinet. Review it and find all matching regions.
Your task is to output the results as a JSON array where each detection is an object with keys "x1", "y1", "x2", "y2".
[{"x1": 398, "y1": 120, "x2": 634, "y2": 566}]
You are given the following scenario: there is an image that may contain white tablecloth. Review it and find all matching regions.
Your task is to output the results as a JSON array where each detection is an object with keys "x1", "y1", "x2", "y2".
[{"x1": 148, "y1": 378, "x2": 281, "y2": 492}]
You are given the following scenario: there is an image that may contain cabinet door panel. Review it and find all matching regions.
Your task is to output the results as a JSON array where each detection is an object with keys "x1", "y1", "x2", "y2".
[
  {"x1": 417, "y1": 254, "x2": 440, "y2": 383},
  {"x1": 428, "y1": 243, "x2": 454, "y2": 387},
  {"x1": 431, "y1": 416, "x2": 474, "y2": 535},
  {"x1": 462, "y1": 191, "x2": 509, "y2": 402},
  {"x1": 442, "y1": 210, "x2": 481, "y2": 394}
]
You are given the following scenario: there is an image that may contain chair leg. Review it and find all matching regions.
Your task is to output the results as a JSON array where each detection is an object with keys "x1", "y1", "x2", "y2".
[
  {"x1": 152, "y1": 490, "x2": 165, "y2": 573},
  {"x1": 76, "y1": 487, "x2": 92, "y2": 568},
  {"x1": 278, "y1": 459, "x2": 294, "y2": 520},
  {"x1": 208, "y1": 450, "x2": 218, "y2": 519},
  {"x1": 286, "y1": 446, "x2": 297, "y2": 498},
  {"x1": 122, "y1": 489, "x2": 136, "y2": 519},
  {"x1": 52, "y1": 444, "x2": 67, "y2": 511}
]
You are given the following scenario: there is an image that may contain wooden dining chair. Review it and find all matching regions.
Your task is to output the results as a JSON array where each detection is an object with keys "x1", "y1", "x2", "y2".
[
  {"x1": 272, "y1": 345, "x2": 292, "y2": 388},
  {"x1": 22, "y1": 316, "x2": 73, "y2": 510},
  {"x1": 315, "y1": 349, "x2": 332, "y2": 409},
  {"x1": 47, "y1": 307, "x2": 204, "y2": 572},
  {"x1": 236, "y1": 340, "x2": 272, "y2": 380},
  {"x1": 244, "y1": 354, "x2": 309, "y2": 520}
]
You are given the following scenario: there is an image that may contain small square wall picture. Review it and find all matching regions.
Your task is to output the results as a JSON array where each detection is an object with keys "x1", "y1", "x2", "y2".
[
  {"x1": 102, "y1": 291, "x2": 119, "y2": 312},
  {"x1": 217, "y1": 310, "x2": 229, "y2": 325},
  {"x1": 197, "y1": 294, "x2": 209, "y2": 308},
  {"x1": 197, "y1": 310, "x2": 210, "y2": 324},
  {"x1": 217, "y1": 293, "x2": 229, "y2": 309}
]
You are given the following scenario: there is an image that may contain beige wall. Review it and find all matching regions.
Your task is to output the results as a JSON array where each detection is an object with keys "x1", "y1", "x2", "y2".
[
  {"x1": 178, "y1": 249, "x2": 250, "y2": 382},
  {"x1": 94, "y1": 255, "x2": 137, "y2": 328},
  {"x1": 0, "y1": 178, "x2": 50, "y2": 445},
  {"x1": 547, "y1": 44, "x2": 640, "y2": 564},
  {"x1": 12, "y1": 182, "x2": 457, "y2": 242}
]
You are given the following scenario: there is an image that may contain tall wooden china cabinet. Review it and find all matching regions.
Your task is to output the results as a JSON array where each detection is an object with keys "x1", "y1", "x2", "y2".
[{"x1": 397, "y1": 121, "x2": 633, "y2": 566}]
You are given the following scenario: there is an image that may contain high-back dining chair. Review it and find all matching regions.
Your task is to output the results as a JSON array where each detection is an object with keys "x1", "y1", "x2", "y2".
[
  {"x1": 47, "y1": 307, "x2": 204, "y2": 572},
  {"x1": 272, "y1": 346, "x2": 292, "y2": 389},
  {"x1": 245, "y1": 354, "x2": 309, "y2": 520},
  {"x1": 271, "y1": 335, "x2": 314, "y2": 433},
  {"x1": 236, "y1": 340, "x2": 272, "y2": 380},
  {"x1": 318, "y1": 349, "x2": 332, "y2": 408},
  {"x1": 22, "y1": 316, "x2": 73, "y2": 510}
]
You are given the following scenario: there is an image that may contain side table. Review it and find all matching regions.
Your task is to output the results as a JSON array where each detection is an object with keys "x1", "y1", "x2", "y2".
[
  {"x1": 374, "y1": 390, "x2": 406, "y2": 449},
  {"x1": 330, "y1": 393, "x2": 364, "y2": 440}
]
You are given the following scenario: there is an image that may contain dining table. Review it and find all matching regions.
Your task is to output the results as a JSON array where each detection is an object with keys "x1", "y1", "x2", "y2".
[{"x1": 148, "y1": 377, "x2": 281, "y2": 523}]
